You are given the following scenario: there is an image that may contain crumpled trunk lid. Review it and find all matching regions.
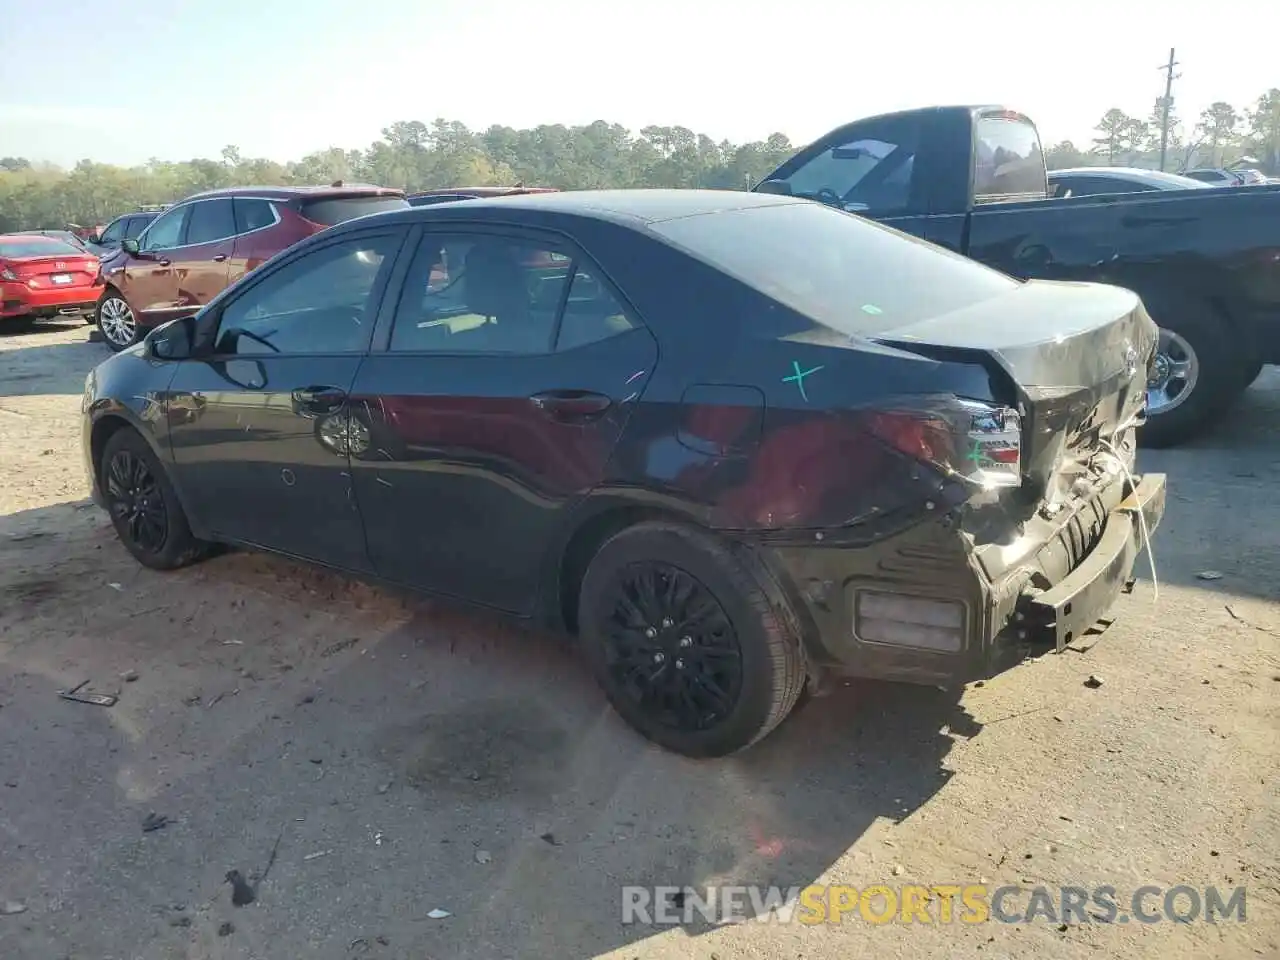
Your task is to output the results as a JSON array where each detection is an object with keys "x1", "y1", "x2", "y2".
[{"x1": 871, "y1": 279, "x2": 1157, "y2": 505}]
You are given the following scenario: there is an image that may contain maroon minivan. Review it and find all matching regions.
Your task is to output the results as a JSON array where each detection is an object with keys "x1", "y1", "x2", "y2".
[{"x1": 94, "y1": 184, "x2": 408, "y2": 351}]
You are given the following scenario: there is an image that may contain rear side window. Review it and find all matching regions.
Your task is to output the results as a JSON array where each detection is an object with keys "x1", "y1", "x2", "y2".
[
  {"x1": 388, "y1": 234, "x2": 573, "y2": 354},
  {"x1": 185, "y1": 199, "x2": 237, "y2": 245},
  {"x1": 973, "y1": 116, "x2": 1048, "y2": 203},
  {"x1": 299, "y1": 196, "x2": 409, "y2": 226},
  {"x1": 651, "y1": 201, "x2": 1019, "y2": 338},
  {"x1": 233, "y1": 198, "x2": 277, "y2": 234}
]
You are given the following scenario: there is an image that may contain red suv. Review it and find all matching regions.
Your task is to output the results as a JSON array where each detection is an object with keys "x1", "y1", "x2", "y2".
[{"x1": 94, "y1": 184, "x2": 408, "y2": 351}]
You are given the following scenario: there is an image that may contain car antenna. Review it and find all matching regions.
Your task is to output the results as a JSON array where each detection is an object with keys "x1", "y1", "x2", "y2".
[{"x1": 330, "y1": 179, "x2": 344, "y2": 187}]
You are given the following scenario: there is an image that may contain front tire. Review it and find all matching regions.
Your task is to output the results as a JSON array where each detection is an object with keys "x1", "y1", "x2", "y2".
[
  {"x1": 577, "y1": 522, "x2": 806, "y2": 758},
  {"x1": 1139, "y1": 311, "x2": 1247, "y2": 449},
  {"x1": 100, "y1": 428, "x2": 209, "y2": 570},
  {"x1": 96, "y1": 290, "x2": 141, "y2": 352}
]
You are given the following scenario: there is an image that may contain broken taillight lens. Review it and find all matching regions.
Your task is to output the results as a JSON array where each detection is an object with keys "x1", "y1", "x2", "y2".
[{"x1": 864, "y1": 399, "x2": 1022, "y2": 490}]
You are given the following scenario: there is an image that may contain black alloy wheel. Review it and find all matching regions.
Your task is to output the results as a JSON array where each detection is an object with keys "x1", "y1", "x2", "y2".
[
  {"x1": 105, "y1": 447, "x2": 168, "y2": 554},
  {"x1": 99, "y1": 428, "x2": 210, "y2": 570},
  {"x1": 579, "y1": 522, "x2": 806, "y2": 758},
  {"x1": 601, "y1": 561, "x2": 744, "y2": 734}
]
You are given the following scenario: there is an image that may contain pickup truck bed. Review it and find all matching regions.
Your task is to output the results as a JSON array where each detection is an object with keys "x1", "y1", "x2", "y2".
[{"x1": 757, "y1": 105, "x2": 1280, "y2": 447}]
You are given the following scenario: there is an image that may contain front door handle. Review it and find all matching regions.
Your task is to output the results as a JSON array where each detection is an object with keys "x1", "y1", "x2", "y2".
[
  {"x1": 530, "y1": 389, "x2": 613, "y2": 422},
  {"x1": 157, "y1": 257, "x2": 171, "y2": 267},
  {"x1": 213, "y1": 254, "x2": 227, "y2": 263},
  {"x1": 291, "y1": 385, "x2": 348, "y2": 415}
]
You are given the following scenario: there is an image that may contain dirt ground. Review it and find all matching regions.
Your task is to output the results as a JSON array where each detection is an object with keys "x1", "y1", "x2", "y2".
[{"x1": 0, "y1": 321, "x2": 1276, "y2": 960}]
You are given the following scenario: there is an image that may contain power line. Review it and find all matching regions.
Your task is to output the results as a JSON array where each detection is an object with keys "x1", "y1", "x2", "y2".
[{"x1": 1157, "y1": 47, "x2": 1181, "y2": 172}]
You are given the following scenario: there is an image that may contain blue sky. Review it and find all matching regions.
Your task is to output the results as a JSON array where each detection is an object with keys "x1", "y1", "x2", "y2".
[{"x1": 1, "y1": 0, "x2": 1275, "y2": 167}]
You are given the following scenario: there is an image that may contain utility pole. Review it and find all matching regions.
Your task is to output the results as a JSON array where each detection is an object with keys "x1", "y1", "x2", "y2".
[{"x1": 1157, "y1": 47, "x2": 1180, "y2": 172}]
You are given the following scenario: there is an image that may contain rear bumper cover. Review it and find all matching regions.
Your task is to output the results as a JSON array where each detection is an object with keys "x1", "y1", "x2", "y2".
[
  {"x1": 761, "y1": 473, "x2": 1167, "y2": 686},
  {"x1": 1, "y1": 282, "x2": 98, "y2": 319},
  {"x1": 1019, "y1": 475, "x2": 1164, "y2": 651}
]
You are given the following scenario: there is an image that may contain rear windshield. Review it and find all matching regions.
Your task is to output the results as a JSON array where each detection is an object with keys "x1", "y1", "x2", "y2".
[
  {"x1": 0, "y1": 237, "x2": 85, "y2": 258},
  {"x1": 299, "y1": 196, "x2": 409, "y2": 226},
  {"x1": 973, "y1": 116, "x2": 1048, "y2": 202},
  {"x1": 649, "y1": 201, "x2": 1019, "y2": 337}
]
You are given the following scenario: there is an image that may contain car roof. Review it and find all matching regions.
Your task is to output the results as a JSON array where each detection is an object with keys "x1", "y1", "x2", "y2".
[
  {"x1": 1049, "y1": 167, "x2": 1210, "y2": 187},
  {"x1": 181, "y1": 184, "x2": 404, "y2": 202},
  {"x1": 410, "y1": 186, "x2": 557, "y2": 197},
  {"x1": 372, "y1": 188, "x2": 803, "y2": 228}
]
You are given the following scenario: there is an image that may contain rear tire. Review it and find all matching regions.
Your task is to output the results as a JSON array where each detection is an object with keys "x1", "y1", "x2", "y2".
[
  {"x1": 100, "y1": 428, "x2": 210, "y2": 571},
  {"x1": 1138, "y1": 311, "x2": 1247, "y2": 449},
  {"x1": 577, "y1": 521, "x2": 805, "y2": 758}
]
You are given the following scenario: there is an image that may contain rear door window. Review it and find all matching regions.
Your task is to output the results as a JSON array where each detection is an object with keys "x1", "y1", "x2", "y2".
[
  {"x1": 973, "y1": 115, "x2": 1048, "y2": 203},
  {"x1": 388, "y1": 233, "x2": 572, "y2": 355},
  {"x1": 233, "y1": 198, "x2": 277, "y2": 234},
  {"x1": 184, "y1": 199, "x2": 237, "y2": 245},
  {"x1": 299, "y1": 196, "x2": 409, "y2": 226}
]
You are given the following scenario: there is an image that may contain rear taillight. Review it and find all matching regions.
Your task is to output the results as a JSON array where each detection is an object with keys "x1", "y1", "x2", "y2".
[{"x1": 864, "y1": 399, "x2": 1022, "y2": 491}]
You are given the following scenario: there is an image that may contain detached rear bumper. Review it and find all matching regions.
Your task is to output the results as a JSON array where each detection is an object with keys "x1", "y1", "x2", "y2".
[
  {"x1": 1019, "y1": 475, "x2": 1165, "y2": 651},
  {"x1": 760, "y1": 473, "x2": 1167, "y2": 687}
]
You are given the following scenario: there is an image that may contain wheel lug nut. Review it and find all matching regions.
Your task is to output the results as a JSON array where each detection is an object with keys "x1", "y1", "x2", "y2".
[
  {"x1": 653, "y1": 652, "x2": 665, "y2": 664},
  {"x1": 644, "y1": 627, "x2": 657, "y2": 639},
  {"x1": 678, "y1": 636, "x2": 692, "y2": 647},
  {"x1": 675, "y1": 658, "x2": 685, "y2": 670},
  {"x1": 661, "y1": 617, "x2": 674, "y2": 629}
]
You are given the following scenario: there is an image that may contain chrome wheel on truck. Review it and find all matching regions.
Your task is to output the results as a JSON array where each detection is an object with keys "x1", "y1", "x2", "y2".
[{"x1": 1146, "y1": 328, "x2": 1200, "y2": 415}]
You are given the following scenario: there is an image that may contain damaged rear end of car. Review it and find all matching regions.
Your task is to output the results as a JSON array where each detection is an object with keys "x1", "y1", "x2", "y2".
[
  {"x1": 651, "y1": 199, "x2": 1168, "y2": 688},
  {"x1": 762, "y1": 284, "x2": 1166, "y2": 686}
]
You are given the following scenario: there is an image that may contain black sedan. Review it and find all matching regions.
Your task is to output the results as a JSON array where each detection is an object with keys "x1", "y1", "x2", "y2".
[
  {"x1": 81, "y1": 190, "x2": 1166, "y2": 757},
  {"x1": 1048, "y1": 167, "x2": 1213, "y2": 198}
]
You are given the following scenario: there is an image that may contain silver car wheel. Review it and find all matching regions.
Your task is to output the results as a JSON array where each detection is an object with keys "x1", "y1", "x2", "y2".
[
  {"x1": 1146, "y1": 328, "x2": 1200, "y2": 415},
  {"x1": 99, "y1": 297, "x2": 137, "y2": 347}
]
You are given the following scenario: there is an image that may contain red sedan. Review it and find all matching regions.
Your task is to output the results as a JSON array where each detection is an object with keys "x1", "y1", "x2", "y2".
[{"x1": 0, "y1": 234, "x2": 101, "y2": 329}]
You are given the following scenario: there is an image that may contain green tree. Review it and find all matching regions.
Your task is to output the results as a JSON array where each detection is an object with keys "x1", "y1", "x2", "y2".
[
  {"x1": 1244, "y1": 88, "x2": 1280, "y2": 174},
  {"x1": 1194, "y1": 102, "x2": 1240, "y2": 168},
  {"x1": 1092, "y1": 109, "x2": 1140, "y2": 164},
  {"x1": 1045, "y1": 140, "x2": 1089, "y2": 170}
]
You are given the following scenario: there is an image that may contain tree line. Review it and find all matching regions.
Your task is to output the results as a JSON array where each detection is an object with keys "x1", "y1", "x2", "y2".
[
  {"x1": 0, "y1": 121, "x2": 796, "y2": 232},
  {"x1": 1, "y1": 87, "x2": 1277, "y2": 233},
  {"x1": 1045, "y1": 88, "x2": 1280, "y2": 173}
]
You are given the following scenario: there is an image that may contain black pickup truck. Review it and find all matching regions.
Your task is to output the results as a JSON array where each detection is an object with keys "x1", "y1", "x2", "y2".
[{"x1": 756, "y1": 105, "x2": 1280, "y2": 447}]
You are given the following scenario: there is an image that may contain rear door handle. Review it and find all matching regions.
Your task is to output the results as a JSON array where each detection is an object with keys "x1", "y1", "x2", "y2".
[
  {"x1": 291, "y1": 385, "x2": 348, "y2": 415},
  {"x1": 157, "y1": 257, "x2": 171, "y2": 267},
  {"x1": 530, "y1": 390, "x2": 613, "y2": 422},
  {"x1": 213, "y1": 254, "x2": 227, "y2": 263}
]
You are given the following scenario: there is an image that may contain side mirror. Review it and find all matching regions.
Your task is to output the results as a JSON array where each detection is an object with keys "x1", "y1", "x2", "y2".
[
  {"x1": 148, "y1": 315, "x2": 195, "y2": 361},
  {"x1": 121, "y1": 238, "x2": 141, "y2": 256},
  {"x1": 755, "y1": 179, "x2": 794, "y2": 196}
]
